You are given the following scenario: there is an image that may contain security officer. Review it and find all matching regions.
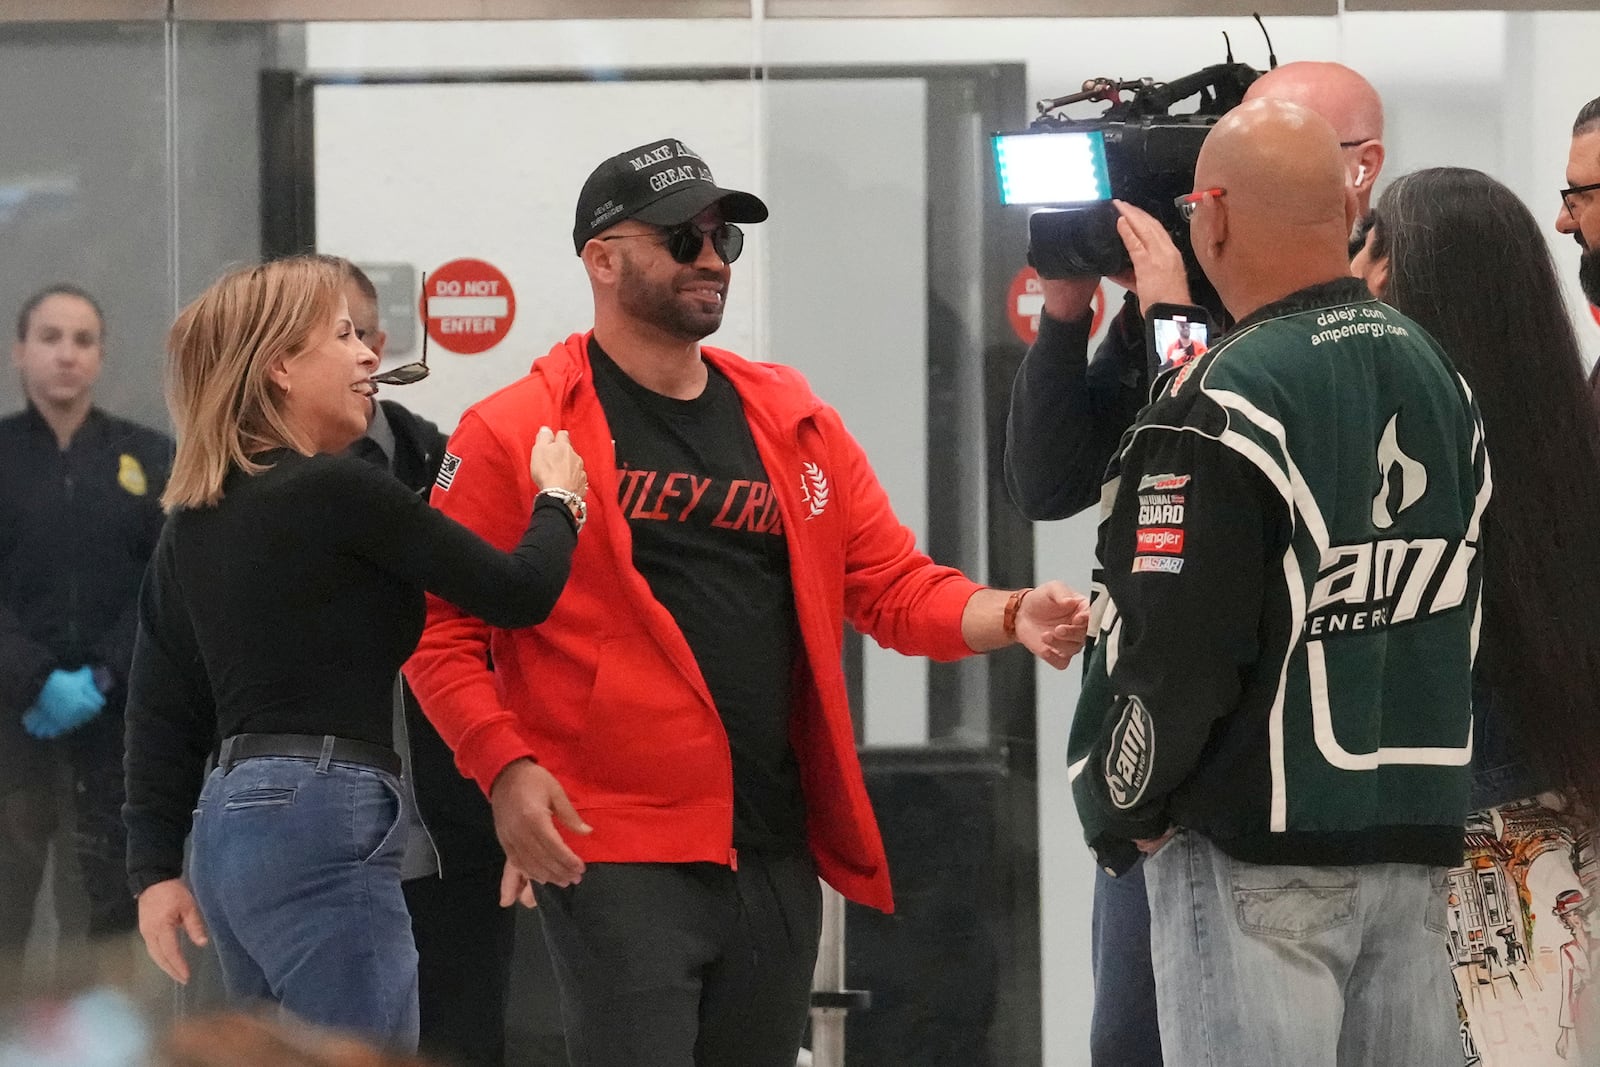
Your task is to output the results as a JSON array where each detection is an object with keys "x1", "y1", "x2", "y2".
[{"x1": 0, "y1": 284, "x2": 170, "y2": 950}]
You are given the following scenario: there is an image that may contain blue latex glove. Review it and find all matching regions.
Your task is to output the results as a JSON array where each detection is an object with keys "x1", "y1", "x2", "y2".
[{"x1": 22, "y1": 667, "x2": 107, "y2": 740}]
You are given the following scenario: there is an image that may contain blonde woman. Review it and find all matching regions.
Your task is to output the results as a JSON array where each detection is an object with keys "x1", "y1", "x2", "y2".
[{"x1": 122, "y1": 256, "x2": 587, "y2": 1050}]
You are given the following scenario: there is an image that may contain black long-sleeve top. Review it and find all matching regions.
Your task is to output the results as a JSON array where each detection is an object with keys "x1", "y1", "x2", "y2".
[
  {"x1": 124, "y1": 449, "x2": 577, "y2": 894},
  {"x1": 1003, "y1": 293, "x2": 1153, "y2": 522}
]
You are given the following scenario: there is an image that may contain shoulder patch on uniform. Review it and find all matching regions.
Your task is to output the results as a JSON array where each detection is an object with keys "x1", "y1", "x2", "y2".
[
  {"x1": 1105, "y1": 696, "x2": 1155, "y2": 810},
  {"x1": 117, "y1": 454, "x2": 148, "y2": 496},
  {"x1": 435, "y1": 452, "x2": 462, "y2": 491}
]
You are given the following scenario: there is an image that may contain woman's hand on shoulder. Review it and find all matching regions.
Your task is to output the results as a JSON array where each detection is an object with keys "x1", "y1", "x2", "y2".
[{"x1": 529, "y1": 426, "x2": 588, "y2": 498}]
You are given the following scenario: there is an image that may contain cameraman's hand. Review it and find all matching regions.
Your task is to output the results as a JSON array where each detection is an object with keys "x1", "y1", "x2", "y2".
[
  {"x1": 1039, "y1": 276, "x2": 1102, "y2": 325},
  {"x1": 1110, "y1": 200, "x2": 1192, "y2": 315}
]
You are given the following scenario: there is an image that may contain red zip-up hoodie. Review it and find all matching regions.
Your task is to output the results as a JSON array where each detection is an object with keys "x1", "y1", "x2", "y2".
[{"x1": 404, "y1": 334, "x2": 982, "y2": 912}]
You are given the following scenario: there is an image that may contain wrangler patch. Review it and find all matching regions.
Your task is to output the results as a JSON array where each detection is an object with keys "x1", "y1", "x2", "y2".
[{"x1": 1135, "y1": 528, "x2": 1185, "y2": 554}]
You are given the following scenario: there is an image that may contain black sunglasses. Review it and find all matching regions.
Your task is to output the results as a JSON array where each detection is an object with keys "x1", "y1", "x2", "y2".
[
  {"x1": 1561, "y1": 181, "x2": 1600, "y2": 219},
  {"x1": 370, "y1": 271, "x2": 430, "y2": 386},
  {"x1": 599, "y1": 222, "x2": 744, "y2": 265}
]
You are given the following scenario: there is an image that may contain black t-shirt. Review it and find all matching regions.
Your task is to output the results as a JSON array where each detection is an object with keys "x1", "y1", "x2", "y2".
[{"x1": 589, "y1": 339, "x2": 806, "y2": 853}]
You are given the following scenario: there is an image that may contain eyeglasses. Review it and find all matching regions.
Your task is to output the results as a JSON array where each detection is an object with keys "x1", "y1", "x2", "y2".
[
  {"x1": 598, "y1": 221, "x2": 745, "y2": 265},
  {"x1": 1339, "y1": 139, "x2": 1376, "y2": 150},
  {"x1": 1560, "y1": 181, "x2": 1600, "y2": 220},
  {"x1": 1174, "y1": 188, "x2": 1226, "y2": 222},
  {"x1": 370, "y1": 272, "x2": 431, "y2": 386}
]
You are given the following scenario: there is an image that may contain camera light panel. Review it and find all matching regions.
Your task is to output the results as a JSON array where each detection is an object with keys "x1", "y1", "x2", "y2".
[{"x1": 993, "y1": 131, "x2": 1113, "y2": 206}]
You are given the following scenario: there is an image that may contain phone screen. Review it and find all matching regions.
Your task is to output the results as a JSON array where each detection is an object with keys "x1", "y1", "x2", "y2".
[
  {"x1": 993, "y1": 131, "x2": 1113, "y2": 206},
  {"x1": 1151, "y1": 311, "x2": 1210, "y2": 372}
]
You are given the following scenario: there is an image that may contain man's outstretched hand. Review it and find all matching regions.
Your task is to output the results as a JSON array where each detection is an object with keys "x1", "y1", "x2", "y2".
[{"x1": 1014, "y1": 581, "x2": 1092, "y2": 670}]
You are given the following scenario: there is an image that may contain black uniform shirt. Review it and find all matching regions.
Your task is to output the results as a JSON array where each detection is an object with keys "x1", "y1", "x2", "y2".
[{"x1": 0, "y1": 405, "x2": 171, "y2": 687}]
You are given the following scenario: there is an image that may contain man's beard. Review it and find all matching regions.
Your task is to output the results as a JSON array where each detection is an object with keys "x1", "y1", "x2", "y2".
[
  {"x1": 618, "y1": 254, "x2": 726, "y2": 341},
  {"x1": 1579, "y1": 244, "x2": 1600, "y2": 308}
]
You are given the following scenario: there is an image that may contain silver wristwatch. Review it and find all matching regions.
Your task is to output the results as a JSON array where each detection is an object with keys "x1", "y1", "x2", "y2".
[{"x1": 539, "y1": 487, "x2": 587, "y2": 531}]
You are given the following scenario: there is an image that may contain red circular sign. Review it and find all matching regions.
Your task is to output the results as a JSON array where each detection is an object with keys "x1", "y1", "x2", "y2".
[
  {"x1": 1006, "y1": 267, "x2": 1104, "y2": 345},
  {"x1": 422, "y1": 258, "x2": 516, "y2": 355}
]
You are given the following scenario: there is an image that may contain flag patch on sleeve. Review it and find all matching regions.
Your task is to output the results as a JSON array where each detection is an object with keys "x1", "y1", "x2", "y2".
[{"x1": 435, "y1": 452, "x2": 462, "y2": 491}]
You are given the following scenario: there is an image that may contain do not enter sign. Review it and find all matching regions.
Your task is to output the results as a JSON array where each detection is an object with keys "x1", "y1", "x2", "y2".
[{"x1": 422, "y1": 259, "x2": 516, "y2": 355}]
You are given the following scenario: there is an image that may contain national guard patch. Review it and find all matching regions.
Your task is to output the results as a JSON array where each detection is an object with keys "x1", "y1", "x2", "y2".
[
  {"x1": 1105, "y1": 696, "x2": 1155, "y2": 810},
  {"x1": 435, "y1": 452, "x2": 462, "y2": 491}
]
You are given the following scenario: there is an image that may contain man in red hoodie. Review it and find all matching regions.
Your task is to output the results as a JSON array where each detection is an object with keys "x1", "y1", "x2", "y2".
[{"x1": 405, "y1": 137, "x2": 1091, "y2": 1067}]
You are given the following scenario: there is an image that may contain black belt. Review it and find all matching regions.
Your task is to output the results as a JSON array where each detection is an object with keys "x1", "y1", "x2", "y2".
[{"x1": 217, "y1": 733, "x2": 401, "y2": 778}]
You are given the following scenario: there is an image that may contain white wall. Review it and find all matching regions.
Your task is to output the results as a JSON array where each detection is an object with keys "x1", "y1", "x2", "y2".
[
  {"x1": 307, "y1": 14, "x2": 1600, "y2": 1066},
  {"x1": 315, "y1": 80, "x2": 764, "y2": 428},
  {"x1": 315, "y1": 75, "x2": 933, "y2": 747}
]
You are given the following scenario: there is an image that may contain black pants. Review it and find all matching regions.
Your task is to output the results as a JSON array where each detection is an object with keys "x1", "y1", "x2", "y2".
[
  {"x1": 0, "y1": 715, "x2": 134, "y2": 951},
  {"x1": 63, "y1": 714, "x2": 135, "y2": 938},
  {"x1": 534, "y1": 853, "x2": 822, "y2": 1067},
  {"x1": 0, "y1": 774, "x2": 55, "y2": 952},
  {"x1": 404, "y1": 863, "x2": 518, "y2": 1067}
]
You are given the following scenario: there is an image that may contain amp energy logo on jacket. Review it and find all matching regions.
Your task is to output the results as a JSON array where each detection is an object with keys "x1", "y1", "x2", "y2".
[
  {"x1": 1308, "y1": 410, "x2": 1468, "y2": 640},
  {"x1": 1371, "y1": 413, "x2": 1427, "y2": 529},
  {"x1": 1105, "y1": 696, "x2": 1155, "y2": 810}
]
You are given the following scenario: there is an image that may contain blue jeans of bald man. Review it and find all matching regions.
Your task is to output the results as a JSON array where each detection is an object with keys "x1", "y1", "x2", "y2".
[{"x1": 1143, "y1": 830, "x2": 1457, "y2": 1067}]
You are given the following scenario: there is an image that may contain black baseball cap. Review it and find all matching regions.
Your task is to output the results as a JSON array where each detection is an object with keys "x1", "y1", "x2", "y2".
[{"x1": 573, "y1": 137, "x2": 768, "y2": 254}]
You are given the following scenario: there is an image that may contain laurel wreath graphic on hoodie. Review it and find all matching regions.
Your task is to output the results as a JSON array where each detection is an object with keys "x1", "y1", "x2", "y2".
[{"x1": 801, "y1": 462, "x2": 830, "y2": 519}]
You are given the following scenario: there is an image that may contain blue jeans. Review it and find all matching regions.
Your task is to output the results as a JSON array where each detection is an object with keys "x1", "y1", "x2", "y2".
[
  {"x1": 1090, "y1": 857, "x2": 1163, "y2": 1066},
  {"x1": 1144, "y1": 831, "x2": 1457, "y2": 1067},
  {"x1": 189, "y1": 757, "x2": 419, "y2": 1050}
]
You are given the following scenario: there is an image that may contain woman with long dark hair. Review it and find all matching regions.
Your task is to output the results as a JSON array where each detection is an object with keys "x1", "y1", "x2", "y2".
[{"x1": 1352, "y1": 166, "x2": 1600, "y2": 1064}]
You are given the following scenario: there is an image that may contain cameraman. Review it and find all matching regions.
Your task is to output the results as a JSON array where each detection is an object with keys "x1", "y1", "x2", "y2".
[
  {"x1": 1004, "y1": 62, "x2": 1386, "y2": 525},
  {"x1": 1002, "y1": 207, "x2": 1209, "y2": 523}
]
